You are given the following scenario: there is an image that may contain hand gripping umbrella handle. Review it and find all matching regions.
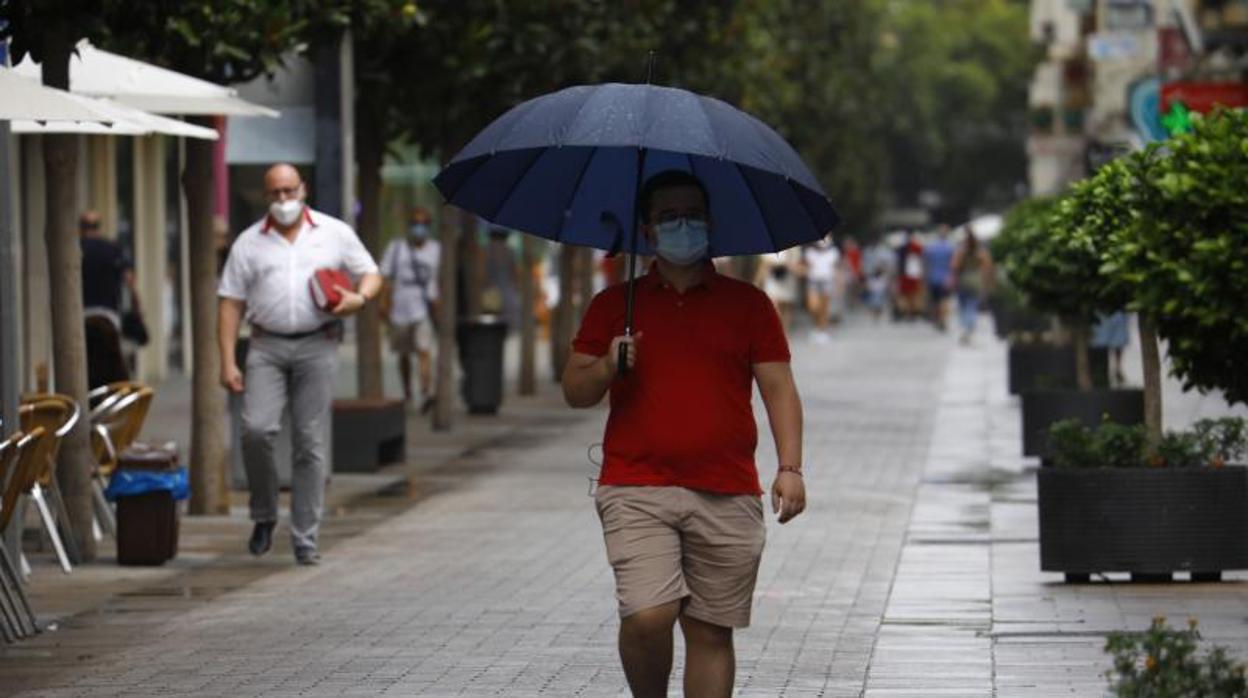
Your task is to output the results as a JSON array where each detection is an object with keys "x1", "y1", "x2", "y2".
[{"x1": 617, "y1": 331, "x2": 631, "y2": 377}]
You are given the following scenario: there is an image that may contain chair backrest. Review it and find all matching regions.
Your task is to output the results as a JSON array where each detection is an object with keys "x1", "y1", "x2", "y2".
[
  {"x1": 21, "y1": 393, "x2": 81, "y2": 439},
  {"x1": 91, "y1": 387, "x2": 152, "y2": 474},
  {"x1": 20, "y1": 395, "x2": 80, "y2": 486},
  {"x1": 115, "y1": 386, "x2": 155, "y2": 451},
  {"x1": 0, "y1": 428, "x2": 48, "y2": 533},
  {"x1": 0, "y1": 438, "x2": 16, "y2": 495},
  {"x1": 88, "y1": 382, "x2": 136, "y2": 420}
]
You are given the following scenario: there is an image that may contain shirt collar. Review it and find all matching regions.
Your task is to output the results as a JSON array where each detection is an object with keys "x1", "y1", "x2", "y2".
[
  {"x1": 644, "y1": 260, "x2": 720, "y2": 292},
  {"x1": 261, "y1": 206, "x2": 318, "y2": 234}
]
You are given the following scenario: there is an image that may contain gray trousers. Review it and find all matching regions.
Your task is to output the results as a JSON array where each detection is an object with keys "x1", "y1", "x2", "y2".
[{"x1": 241, "y1": 334, "x2": 338, "y2": 550}]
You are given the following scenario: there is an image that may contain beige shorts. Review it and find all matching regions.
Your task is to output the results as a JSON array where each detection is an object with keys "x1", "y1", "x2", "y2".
[
  {"x1": 388, "y1": 319, "x2": 434, "y2": 354},
  {"x1": 594, "y1": 485, "x2": 765, "y2": 629}
]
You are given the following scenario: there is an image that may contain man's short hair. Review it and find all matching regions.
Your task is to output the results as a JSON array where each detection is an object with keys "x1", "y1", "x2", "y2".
[{"x1": 638, "y1": 170, "x2": 710, "y2": 223}]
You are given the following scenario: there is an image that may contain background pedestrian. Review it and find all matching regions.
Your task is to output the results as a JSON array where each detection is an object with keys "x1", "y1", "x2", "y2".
[
  {"x1": 380, "y1": 206, "x2": 441, "y2": 409},
  {"x1": 894, "y1": 230, "x2": 924, "y2": 321},
  {"x1": 79, "y1": 209, "x2": 141, "y2": 385},
  {"x1": 923, "y1": 225, "x2": 955, "y2": 331},
  {"x1": 950, "y1": 228, "x2": 994, "y2": 344},
  {"x1": 756, "y1": 247, "x2": 802, "y2": 332},
  {"x1": 803, "y1": 236, "x2": 840, "y2": 342},
  {"x1": 217, "y1": 163, "x2": 381, "y2": 566}
]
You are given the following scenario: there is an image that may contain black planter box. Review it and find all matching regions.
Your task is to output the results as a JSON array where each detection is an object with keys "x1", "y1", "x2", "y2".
[
  {"x1": 1038, "y1": 467, "x2": 1248, "y2": 578},
  {"x1": 332, "y1": 399, "x2": 406, "y2": 472},
  {"x1": 1021, "y1": 388, "x2": 1144, "y2": 459},
  {"x1": 1008, "y1": 343, "x2": 1108, "y2": 394}
]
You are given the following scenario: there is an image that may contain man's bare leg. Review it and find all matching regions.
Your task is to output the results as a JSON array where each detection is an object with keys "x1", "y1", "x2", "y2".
[
  {"x1": 398, "y1": 353, "x2": 413, "y2": 401},
  {"x1": 417, "y1": 349, "x2": 433, "y2": 397},
  {"x1": 680, "y1": 615, "x2": 735, "y2": 698},
  {"x1": 619, "y1": 601, "x2": 681, "y2": 697}
]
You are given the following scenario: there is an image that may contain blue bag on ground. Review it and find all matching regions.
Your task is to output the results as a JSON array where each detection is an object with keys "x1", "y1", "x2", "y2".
[{"x1": 105, "y1": 466, "x2": 191, "y2": 502}]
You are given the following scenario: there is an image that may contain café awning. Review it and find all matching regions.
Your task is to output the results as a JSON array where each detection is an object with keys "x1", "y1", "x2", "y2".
[
  {"x1": 8, "y1": 90, "x2": 220, "y2": 140},
  {"x1": 0, "y1": 69, "x2": 117, "y2": 123},
  {"x1": 13, "y1": 40, "x2": 279, "y2": 118}
]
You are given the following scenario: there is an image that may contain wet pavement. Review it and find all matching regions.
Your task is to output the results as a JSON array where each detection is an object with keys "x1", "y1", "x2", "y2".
[{"x1": 2, "y1": 317, "x2": 1246, "y2": 696}]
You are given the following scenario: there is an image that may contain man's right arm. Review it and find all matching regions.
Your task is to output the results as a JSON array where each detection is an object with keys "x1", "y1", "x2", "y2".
[
  {"x1": 562, "y1": 352, "x2": 613, "y2": 408},
  {"x1": 218, "y1": 298, "x2": 246, "y2": 392},
  {"x1": 561, "y1": 335, "x2": 637, "y2": 408}
]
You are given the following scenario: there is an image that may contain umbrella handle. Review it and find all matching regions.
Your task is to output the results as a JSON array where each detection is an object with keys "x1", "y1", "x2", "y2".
[{"x1": 616, "y1": 332, "x2": 631, "y2": 377}]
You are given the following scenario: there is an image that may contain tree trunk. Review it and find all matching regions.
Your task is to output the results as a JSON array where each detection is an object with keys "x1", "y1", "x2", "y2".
[
  {"x1": 184, "y1": 119, "x2": 227, "y2": 515},
  {"x1": 462, "y1": 222, "x2": 483, "y2": 317},
  {"x1": 1072, "y1": 321, "x2": 1093, "y2": 392},
  {"x1": 42, "y1": 39, "x2": 96, "y2": 561},
  {"x1": 354, "y1": 112, "x2": 384, "y2": 399},
  {"x1": 432, "y1": 206, "x2": 461, "y2": 431},
  {"x1": 519, "y1": 235, "x2": 537, "y2": 396},
  {"x1": 1139, "y1": 313, "x2": 1164, "y2": 452}
]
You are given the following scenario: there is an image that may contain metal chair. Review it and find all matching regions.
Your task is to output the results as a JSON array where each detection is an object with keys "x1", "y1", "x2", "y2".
[
  {"x1": 0, "y1": 429, "x2": 47, "y2": 642},
  {"x1": 19, "y1": 396, "x2": 83, "y2": 572},
  {"x1": 87, "y1": 385, "x2": 154, "y2": 539}
]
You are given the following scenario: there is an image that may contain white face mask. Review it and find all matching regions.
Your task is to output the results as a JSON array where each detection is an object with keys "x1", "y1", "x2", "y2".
[{"x1": 269, "y1": 198, "x2": 304, "y2": 227}]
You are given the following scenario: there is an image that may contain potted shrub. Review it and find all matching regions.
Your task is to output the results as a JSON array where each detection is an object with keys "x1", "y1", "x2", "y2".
[
  {"x1": 1039, "y1": 418, "x2": 1248, "y2": 583},
  {"x1": 1104, "y1": 108, "x2": 1248, "y2": 418},
  {"x1": 1003, "y1": 181, "x2": 1137, "y2": 454},
  {"x1": 990, "y1": 197, "x2": 1055, "y2": 341},
  {"x1": 997, "y1": 194, "x2": 1112, "y2": 395}
]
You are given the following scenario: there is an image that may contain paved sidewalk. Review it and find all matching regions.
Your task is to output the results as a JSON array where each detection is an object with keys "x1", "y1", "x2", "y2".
[
  {"x1": 3, "y1": 318, "x2": 1246, "y2": 696},
  {"x1": 866, "y1": 327, "x2": 1248, "y2": 697},
  {"x1": 1, "y1": 321, "x2": 953, "y2": 696}
]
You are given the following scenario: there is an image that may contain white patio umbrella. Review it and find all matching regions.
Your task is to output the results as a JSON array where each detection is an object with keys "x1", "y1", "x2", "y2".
[
  {"x1": 9, "y1": 91, "x2": 219, "y2": 140},
  {"x1": 0, "y1": 68, "x2": 118, "y2": 123},
  {"x1": 13, "y1": 40, "x2": 278, "y2": 117}
]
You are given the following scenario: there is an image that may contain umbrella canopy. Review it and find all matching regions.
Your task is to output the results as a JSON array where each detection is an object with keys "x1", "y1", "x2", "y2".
[
  {"x1": 9, "y1": 91, "x2": 219, "y2": 140},
  {"x1": 0, "y1": 69, "x2": 117, "y2": 123},
  {"x1": 435, "y1": 83, "x2": 839, "y2": 257},
  {"x1": 13, "y1": 40, "x2": 278, "y2": 118}
]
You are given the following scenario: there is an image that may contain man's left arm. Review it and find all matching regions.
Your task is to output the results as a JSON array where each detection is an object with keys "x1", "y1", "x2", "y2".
[
  {"x1": 333, "y1": 228, "x2": 383, "y2": 316},
  {"x1": 754, "y1": 361, "x2": 805, "y2": 524}
]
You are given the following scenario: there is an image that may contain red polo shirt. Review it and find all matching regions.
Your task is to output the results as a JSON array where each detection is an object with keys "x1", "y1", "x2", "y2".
[{"x1": 572, "y1": 263, "x2": 790, "y2": 496}]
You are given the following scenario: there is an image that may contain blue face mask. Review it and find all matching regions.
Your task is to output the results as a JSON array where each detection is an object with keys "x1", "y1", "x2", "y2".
[
  {"x1": 654, "y1": 218, "x2": 709, "y2": 266},
  {"x1": 409, "y1": 223, "x2": 430, "y2": 241}
]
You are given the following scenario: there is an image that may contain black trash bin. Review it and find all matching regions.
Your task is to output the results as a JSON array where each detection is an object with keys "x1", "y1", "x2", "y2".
[{"x1": 457, "y1": 315, "x2": 508, "y2": 415}]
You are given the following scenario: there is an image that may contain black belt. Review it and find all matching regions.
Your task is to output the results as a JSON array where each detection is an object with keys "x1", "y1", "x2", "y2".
[{"x1": 252, "y1": 321, "x2": 342, "y2": 340}]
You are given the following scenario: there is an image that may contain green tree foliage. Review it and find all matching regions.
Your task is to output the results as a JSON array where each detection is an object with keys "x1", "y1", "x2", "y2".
[
  {"x1": 1104, "y1": 110, "x2": 1248, "y2": 405},
  {"x1": 1005, "y1": 160, "x2": 1139, "y2": 325},
  {"x1": 367, "y1": 0, "x2": 1033, "y2": 231},
  {"x1": 91, "y1": 1, "x2": 304, "y2": 82},
  {"x1": 994, "y1": 195, "x2": 1058, "y2": 274},
  {"x1": 876, "y1": 0, "x2": 1035, "y2": 218}
]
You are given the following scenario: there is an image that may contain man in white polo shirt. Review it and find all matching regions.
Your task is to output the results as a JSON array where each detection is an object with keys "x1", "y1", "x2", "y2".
[{"x1": 217, "y1": 163, "x2": 381, "y2": 565}]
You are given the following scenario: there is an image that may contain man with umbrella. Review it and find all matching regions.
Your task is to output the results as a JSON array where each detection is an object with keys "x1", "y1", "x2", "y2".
[
  {"x1": 563, "y1": 170, "x2": 806, "y2": 696},
  {"x1": 435, "y1": 82, "x2": 834, "y2": 694}
]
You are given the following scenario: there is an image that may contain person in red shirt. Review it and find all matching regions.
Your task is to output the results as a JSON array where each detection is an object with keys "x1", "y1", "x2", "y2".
[
  {"x1": 894, "y1": 230, "x2": 924, "y2": 320},
  {"x1": 563, "y1": 170, "x2": 806, "y2": 697}
]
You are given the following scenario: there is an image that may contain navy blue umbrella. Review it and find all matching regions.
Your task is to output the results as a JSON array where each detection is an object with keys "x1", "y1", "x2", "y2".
[
  {"x1": 435, "y1": 83, "x2": 839, "y2": 257},
  {"x1": 434, "y1": 83, "x2": 839, "y2": 371}
]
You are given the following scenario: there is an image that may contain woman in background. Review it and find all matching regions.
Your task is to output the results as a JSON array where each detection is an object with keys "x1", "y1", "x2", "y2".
[{"x1": 949, "y1": 228, "x2": 994, "y2": 344}]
